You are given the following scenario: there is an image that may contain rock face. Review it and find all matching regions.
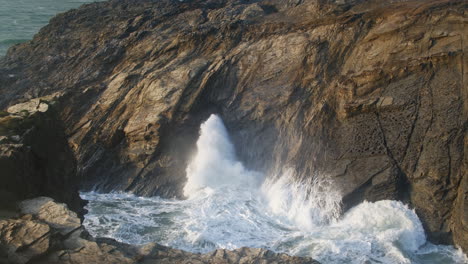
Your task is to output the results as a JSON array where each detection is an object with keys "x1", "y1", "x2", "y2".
[
  {"x1": 0, "y1": 0, "x2": 466, "y2": 251},
  {"x1": 0, "y1": 197, "x2": 319, "y2": 264},
  {"x1": 0, "y1": 96, "x2": 85, "y2": 216}
]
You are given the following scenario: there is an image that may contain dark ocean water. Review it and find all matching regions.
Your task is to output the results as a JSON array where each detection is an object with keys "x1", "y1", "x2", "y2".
[{"x1": 0, "y1": 0, "x2": 101, "y2": 56}]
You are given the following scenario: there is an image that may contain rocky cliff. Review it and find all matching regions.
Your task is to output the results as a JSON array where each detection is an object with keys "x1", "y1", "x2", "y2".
[
  {"x1": 0, "y1": 0, "x2": 466, "y2": 252},
  {"x1": 0, "y1": 96, "x2": 85, "y2": 217}
]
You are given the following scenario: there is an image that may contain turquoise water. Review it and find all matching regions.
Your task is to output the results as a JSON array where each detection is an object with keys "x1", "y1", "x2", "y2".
[{"x1": 0, "y1": 0, "x2": 101, "y2": 56}]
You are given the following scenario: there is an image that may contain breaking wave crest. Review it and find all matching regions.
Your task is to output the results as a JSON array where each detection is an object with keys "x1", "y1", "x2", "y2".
[
  {"x1": 183, "y1": 114, "x2": 262, "y2": 198},
  {"x1": 82, "y1": 114, "x2": 467, "y2": 263},
  {"x1": 262, "y1": 169, "x2": 341, "y2": 230}
]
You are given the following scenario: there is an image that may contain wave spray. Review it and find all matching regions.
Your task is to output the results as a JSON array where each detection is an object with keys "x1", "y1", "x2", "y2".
[{"x1": 82, "y1": 114, "x2": 467, "y2": 264}]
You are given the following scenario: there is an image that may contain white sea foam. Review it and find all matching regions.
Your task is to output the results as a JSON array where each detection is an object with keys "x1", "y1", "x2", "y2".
[
  {"x1": 262, "y1": 169, "x2": 341, "y2": 230},
  {"x1": 82, "y1": 114, "x2": 467, "y2": 264},
  {"x1": 183, "y1": 114, "x2": 262, "y2": 198}
]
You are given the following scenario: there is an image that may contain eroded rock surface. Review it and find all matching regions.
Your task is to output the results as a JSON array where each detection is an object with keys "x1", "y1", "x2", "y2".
[
  {"x1": 0, "y1": 96, "x2": 85, "y2": 217},
  {"x1": 0, "y1": 0, "x2": 466, "y2": 251},
  {"x1": 0, "y1": 197, "x2": 319, "y2": 264}
]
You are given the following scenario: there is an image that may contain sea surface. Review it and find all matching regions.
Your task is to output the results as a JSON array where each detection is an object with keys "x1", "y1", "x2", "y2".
[
  {"x1": 81, "y1": 115, "x2": 468, "y2": 264},
  {"x1": 0, "y1": 0, "x2": 101, "y2": 56}
]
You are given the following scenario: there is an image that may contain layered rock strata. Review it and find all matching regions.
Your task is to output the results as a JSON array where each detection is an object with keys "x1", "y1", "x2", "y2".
[{"x1": 0, "y1": 0, "x2": 466, "y2": 251}]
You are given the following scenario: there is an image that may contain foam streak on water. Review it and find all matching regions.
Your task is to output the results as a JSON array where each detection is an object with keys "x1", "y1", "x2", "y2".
[{"x1": 81, "y1": 114, "x2": 467, "y2": 264}]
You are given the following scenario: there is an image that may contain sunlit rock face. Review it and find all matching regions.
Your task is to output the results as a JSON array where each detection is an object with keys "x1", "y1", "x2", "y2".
[{"x1": 0, "y1": 0, "x2": 466, "y2": 251}]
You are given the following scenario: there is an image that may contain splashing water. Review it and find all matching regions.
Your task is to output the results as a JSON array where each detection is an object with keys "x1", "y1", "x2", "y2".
[
  {"x1": 184, "y1": 114, "x2": 262, "y2": 198},
  {"x1": 262, "y1": 169, "x2": 341, "y2": 231},
  {"x1": 81, "y1": 114, "x2": 467, "y2": 264}
]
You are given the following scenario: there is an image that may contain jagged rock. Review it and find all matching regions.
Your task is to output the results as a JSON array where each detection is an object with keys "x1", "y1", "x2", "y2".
[
  {"x1": 0, "y1": 0, "x2": 466, "y2": 251},
  {"x1": 0, "y1": 197, "x2": 319, "y2": 264},
  {"x1": 19, "y1": 197, "x2": 81, "y2": 235},
  {"x1": 0, "y1": 97, "x2": 85, "y2": 217},
  {"x1": 138, "y1": 245, "x2": 319, "y2": 264}
]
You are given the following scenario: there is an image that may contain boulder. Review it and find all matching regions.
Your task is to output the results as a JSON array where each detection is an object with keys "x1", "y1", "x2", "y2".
[{"x1": 19, "y1": 197, "x2": 81, "y2": 235}]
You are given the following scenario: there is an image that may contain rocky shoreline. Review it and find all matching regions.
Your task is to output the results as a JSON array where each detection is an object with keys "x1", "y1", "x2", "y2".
[
  {"x1": 0, "y1": 98, "x2": 318, "y2": 263},
  {"x1": 0, "y1": 197, "x2": 318, "y2": 264},
  {"x1": 0, "y1": 0, "x2": 466, "y2": 258}
]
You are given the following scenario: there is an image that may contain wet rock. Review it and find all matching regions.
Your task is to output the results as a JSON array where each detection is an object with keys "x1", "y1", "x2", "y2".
[
  {"x1": 139, "y1": 245, "x2": 319, "y2": 264},
  {"x1": 0, "y1": 0, "x2": 466, "y2": 251}
]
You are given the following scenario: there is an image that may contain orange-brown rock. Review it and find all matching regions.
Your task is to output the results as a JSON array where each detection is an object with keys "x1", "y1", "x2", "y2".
[{"x1": 0, "y1": 0, "x2": 466, "y2": 251}]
